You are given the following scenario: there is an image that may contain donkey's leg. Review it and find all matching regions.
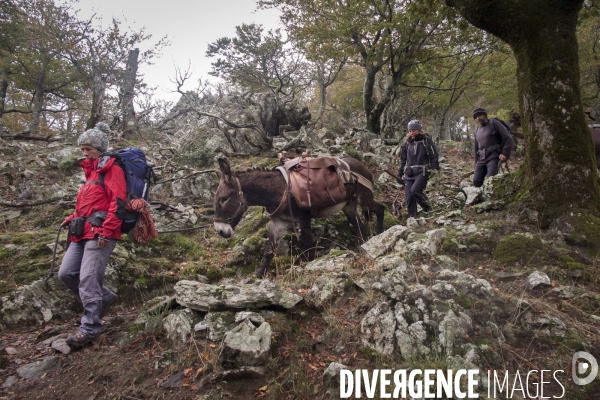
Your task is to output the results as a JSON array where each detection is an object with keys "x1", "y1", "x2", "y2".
[
  {"x1": 343, "y1": 199, "x2": 368, "y2": 242},
  {"x1": 357, "y1": 187, "x2": 385, "y2": 235},
  {"x1": 256, "y1": 218, "x2": 290, "y2": 278},
  {"x1": 370, "y1": 201, "x2": 385, "y2": 234},
  {"x1": 297, "y1": 211, "x2": 317, "y2": 261}
]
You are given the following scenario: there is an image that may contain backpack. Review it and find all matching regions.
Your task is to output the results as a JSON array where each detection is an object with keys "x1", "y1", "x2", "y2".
[
  {"x1": 99, "y1": 147, "x2": 157, "y2": 234},
  {"x1": 488, "y1": 118, "x2": 516, "y2": 153},
  {"x1": 404, "y1": 134, "x2": 439, "y2": 168},
  {"x1": 425, "y1": 134, "x2": 441, "y2": 161}
]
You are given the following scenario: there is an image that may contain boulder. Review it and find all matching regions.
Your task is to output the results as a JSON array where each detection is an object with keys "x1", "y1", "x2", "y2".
[
  {"x1": 221, "y1": 321, "x2": 272, "y2": 368},
  {"x1": 323, "y1": 362, "x2": 348, "y2": 380},
  {"x1": 174, "y1": 280, "x2": 303, "y2": 311},
  {"x1": 526, "y1": 271, "x2": 551, "y2": 289},
  {"x1": 304, "y1": 252, "x2": 356, "y2": 273},
  {"x1": 307, "y1": 273, "x2": 354, "y2": 309},
  {"x1": 0, "y1": 278, "x2": 79, "y2": 329},
  {"x1": 361, "y1": 225, "x2": 409, "y2": 259},
  {"x1": 163, "y1": 308, "x2": 199, "y2": 343},
  {"x1": 361, "y1": 302, "x2": 396, "y2": 356},
  {"x1": 16, "y1": 356, "x2": 62, "y2": 379},
  {"x1": 194, "y1": 311, "x2": 237, "y2": 341}
]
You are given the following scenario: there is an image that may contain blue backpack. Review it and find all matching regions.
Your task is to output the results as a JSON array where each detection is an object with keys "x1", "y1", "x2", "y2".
[{"x1": 98, "y1": 147, "x2": 156, "y2": 233}]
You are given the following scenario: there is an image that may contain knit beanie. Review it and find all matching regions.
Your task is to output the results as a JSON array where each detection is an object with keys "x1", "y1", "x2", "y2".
[
  {"x1": 407, "y1": 119, "x2": 423, "y2": 131},
  {"x1": 77, "y1": 122, "x2": 110, "y2": 152},
  {"x1": 472, "y1": 107, "x2": 488, "y2": 119}
]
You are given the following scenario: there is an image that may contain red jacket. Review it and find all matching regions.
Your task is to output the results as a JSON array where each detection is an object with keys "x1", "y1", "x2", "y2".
[{"x1": 65, "y1": 157, "x2": 127, "y2": 241}]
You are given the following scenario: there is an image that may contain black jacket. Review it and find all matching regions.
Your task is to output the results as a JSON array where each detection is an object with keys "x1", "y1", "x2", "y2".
[{"x1": 398, "y1": 134, "x2": 440, "y2": 181}]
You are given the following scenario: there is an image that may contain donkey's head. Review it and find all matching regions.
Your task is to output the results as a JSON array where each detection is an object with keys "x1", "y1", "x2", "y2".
[{"x1": 213, "y1": 157, "x2": 248, "y2": 238}]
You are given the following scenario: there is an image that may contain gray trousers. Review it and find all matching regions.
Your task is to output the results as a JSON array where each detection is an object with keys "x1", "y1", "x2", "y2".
[{"x1": 58, "y1": 239, "x2": 117, "y2": 338}]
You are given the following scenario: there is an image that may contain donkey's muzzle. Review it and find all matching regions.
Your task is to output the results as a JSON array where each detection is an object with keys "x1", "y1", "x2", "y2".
[{"x1": 214, "y1": 222, "x2": 234, "y2": 238}]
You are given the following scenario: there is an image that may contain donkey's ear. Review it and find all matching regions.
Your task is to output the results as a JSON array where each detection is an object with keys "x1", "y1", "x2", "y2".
[{"x1": 217, "y1": 157, "x2": 232, "y2": 181}]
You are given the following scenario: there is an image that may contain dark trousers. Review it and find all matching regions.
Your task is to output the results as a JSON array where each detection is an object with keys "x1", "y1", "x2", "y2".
[
  {"x1": 473, "y1": 159, "x2": 500, "y2": 187},
  {"x1": 405, "y1": 175, "x2": 430, "y2": 218}
]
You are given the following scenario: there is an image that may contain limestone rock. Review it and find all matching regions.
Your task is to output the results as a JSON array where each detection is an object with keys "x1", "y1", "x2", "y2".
[
  {"x1": 361, "y1": 302, "x2": 396, "y2": 356},
  {"x1": 527, "y1": 271, "x2": 551, "y2": 289},
  {"x1": 51, "y1": 338, "x2": 71, "y2": 355},
  {"x1": 461, "y1": 187, "x2": 482, "y2": 206},
  {"x1": 221, "y1": 321, "x2": 272, "y2": 368},
  {"x1": 194, "y1": 311, "x2": 237, "y2": 341},
  {"x1": 174, "y1": 280, "x2": 303, "y2": 311},
  {"x1": 361, "y1": 225, "x2": 409, "y2": 259},
  {"x1": 551, "y1": 286, "x2": 575, "y2": 300},
  {"x1": 308, "y1": 273, "x2": 354, "y2": 309},
  {"x1": 373, "y1": 253, "x2": 408, "y2": 272},
  {"x1": 16, "y1": 356, "x2": 62, "y2": 379},
  {"x1": 163, "y1": 308, "x2": 199, "y2": 343},
  {"x1": 323, "y1": 362, "x2": 348, "y2": 379},
  {"x1": 304, "y1": 252, "x2": 355, "y2": 273},
  {"x1": 0, "y1": 278, "x2": 79, "y2": 329}
]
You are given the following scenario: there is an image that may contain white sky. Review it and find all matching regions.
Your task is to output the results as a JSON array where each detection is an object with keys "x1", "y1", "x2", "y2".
[{"x1": 75, "y1": 0, "x2": 281, "y2": 103}]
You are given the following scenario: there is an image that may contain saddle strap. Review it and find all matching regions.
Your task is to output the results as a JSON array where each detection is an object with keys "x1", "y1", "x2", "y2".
[
  {"x1": 264, "y1": 166, "x2": 290, "y2": 217},
  {"x1": 347, "y1": 171, "x2": 373, "y2": 191}
]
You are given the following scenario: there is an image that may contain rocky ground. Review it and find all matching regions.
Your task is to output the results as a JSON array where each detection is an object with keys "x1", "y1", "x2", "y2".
[{"x1": 1, "y1": 127, "x2": 600, "y2": 400}]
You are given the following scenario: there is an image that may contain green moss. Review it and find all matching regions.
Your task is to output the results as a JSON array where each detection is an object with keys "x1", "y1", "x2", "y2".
[
  {"x1": 144, "y1": 233, "x2": 205, "y2": 261},
  {"x1": 492, "y1": 232, "x2": 546, "y2": 265},
  {"x1": 0, "y1": 247, "x2": 14, "y2": 261},
  {"x1": 57, "y1": 154, "x2": 80, "y2": 174},
  {"x1": 465, "y1": 232, "x2": 494, "y2": 253},
  {"x1": 343, "y1": 146, "x2": 364, "y2": 162},
  {"x1": 11, "y1": 232, "x2": 38, "y2": 245},
  {"x1": 359, "y1": 346, "x2": 378, "y2": 359},
  {"x1": 455, "y1": 292, "x2": 473, "y2": 309},
  {"x1": 564, "y1": 215, "x2": 600, "y2": 257},
  {"x1": 329, "y1": 249, "x2": 346, "y2": 257},
  {"x1": 571, "y1": 294, "x2": 600, "y2": 314},
  {"x1": 206, "y1": 266, "x2": 223, "y2": 282},
  {"x1": 242, "y1": 235, "x2": 267, "y2": 252}
]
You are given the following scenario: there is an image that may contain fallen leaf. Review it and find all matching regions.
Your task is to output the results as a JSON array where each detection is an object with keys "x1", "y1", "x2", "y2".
[
  {"x1": 183, "y1": 377, "x2": 190, "y2": 387},
  {"x1": 258, "y1": 385, "x2": 268, "y2": 391},
  {"x1": 183, "y1": 368, "x2": 193, "y2": 377}
]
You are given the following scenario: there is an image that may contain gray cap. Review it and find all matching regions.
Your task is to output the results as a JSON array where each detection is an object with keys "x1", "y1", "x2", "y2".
[
  {"x1": 407, "y1": 119, "x2": 422, "y2": 131},
  {"x1": 77, "y1": 122, "x2": 110, "y2": 152}
]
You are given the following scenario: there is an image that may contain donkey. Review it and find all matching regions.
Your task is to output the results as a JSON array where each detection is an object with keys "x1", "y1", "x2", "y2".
[{"x1": 213, "y1": 157, "x2": 385, "y2": 278}]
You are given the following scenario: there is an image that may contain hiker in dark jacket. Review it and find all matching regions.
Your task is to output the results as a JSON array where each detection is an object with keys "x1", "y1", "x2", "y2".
[
  {"x1": 58, "y1": 122, "x2": 126, "y2": 349},
  {"x1": 472, "y1": 107, "x2": 515, "y2": 187},
  {"x1": 398, "y1": 120, "x2": 440, "y2": 219}
]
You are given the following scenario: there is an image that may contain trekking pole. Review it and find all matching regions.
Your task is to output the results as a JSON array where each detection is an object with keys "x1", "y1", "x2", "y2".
[{"x1": 45, "y1": 225, "x2": 65, "y2": 284}]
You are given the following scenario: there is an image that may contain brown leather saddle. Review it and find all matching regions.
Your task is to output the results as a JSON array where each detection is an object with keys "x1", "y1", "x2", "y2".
[{"x1": 274, "y1": 151, "x2": 358, "y2": 211}]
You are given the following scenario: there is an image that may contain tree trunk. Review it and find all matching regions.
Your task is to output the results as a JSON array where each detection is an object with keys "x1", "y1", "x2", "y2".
[
  {"x1": 87, "y1": 71, "x2": 105, "y2": 129},
  {"x1": 363, "y1": 67, "x2": 381, "y2": 134},
  {"x1": 447, "y1": 0, "x2": 599, "y2": 222},
  {"x1": 0, "y1": 67, "x2": 11, "y2": 122},
  {"x1": 315, "y1": 64, "x2": 326, "y2": 123},
  {"x1": 29, "y1": 68, "x2": 47, "y2": 135},
  {"x1": 121, "y1": 48, "x2": 139, "y2": 137}
]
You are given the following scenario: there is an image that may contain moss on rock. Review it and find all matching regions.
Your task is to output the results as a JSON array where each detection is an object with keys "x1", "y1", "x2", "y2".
[{"x1": 492, "y1": 232, "x2": 546, "y2": 265}]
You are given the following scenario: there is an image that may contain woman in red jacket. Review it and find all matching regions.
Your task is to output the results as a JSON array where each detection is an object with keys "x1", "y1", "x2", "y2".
[{"x1": 59, "y1": 122, "x2": 127, "y2": 348}]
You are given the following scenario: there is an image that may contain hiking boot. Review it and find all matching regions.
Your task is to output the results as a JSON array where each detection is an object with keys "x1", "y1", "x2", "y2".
[
  {"x1": 66, "y1": 331, "x2": 94, "y2": 348},
  {"x1": 100, "y1": 294, "x2": 118, "y2": 318}
]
